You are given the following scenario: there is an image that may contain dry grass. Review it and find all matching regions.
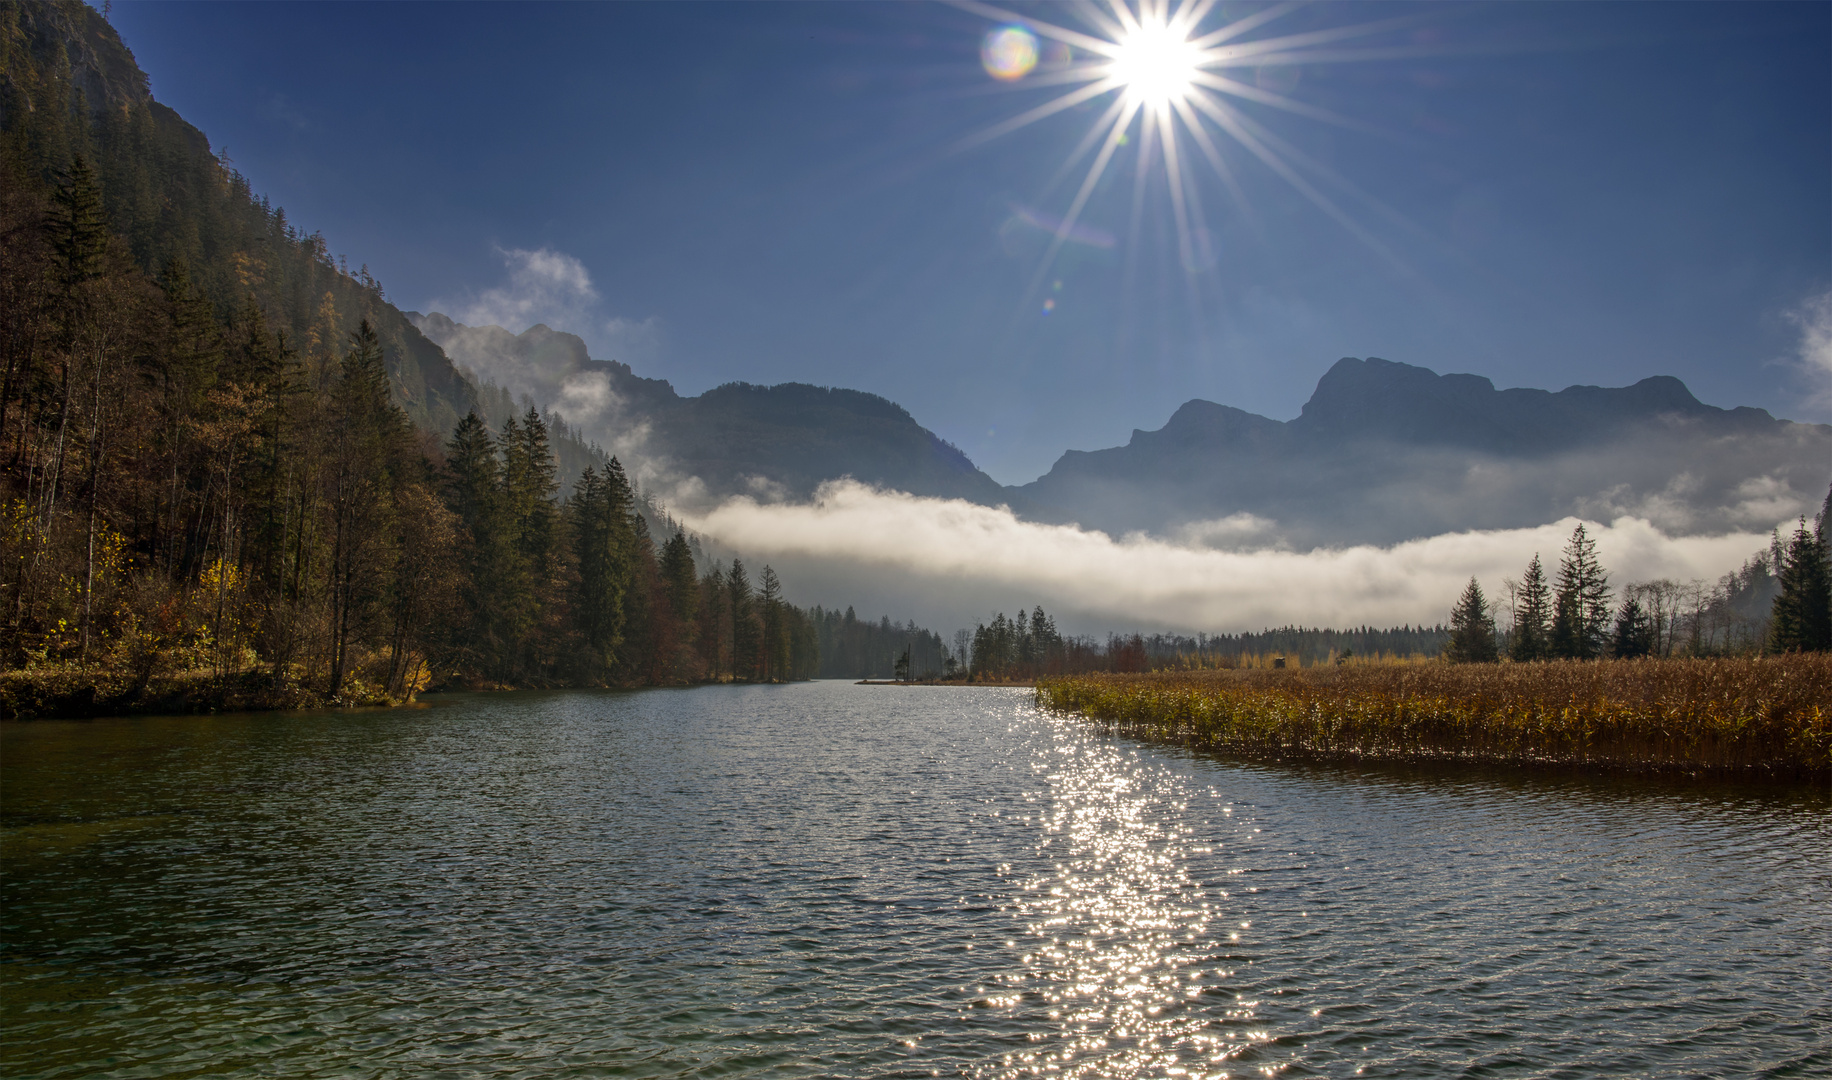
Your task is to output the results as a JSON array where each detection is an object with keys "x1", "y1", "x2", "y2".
[{"x1": 1037, "y1": 656, "x2": 1832, "y2": 780}]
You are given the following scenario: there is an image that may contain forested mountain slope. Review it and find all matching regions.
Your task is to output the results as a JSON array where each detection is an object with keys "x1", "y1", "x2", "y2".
[
  {"x1": 0, "y1": 1, "x2": 825, "y2": 711},
  {"x1": 1013, "y1": 358, "x2": 1832, "y2": 548},
  {"x1": 413, "y1": 313, "x2": 1009, "y2": 507},
  {"x1": 1, "y1": 0, "x2": 474, "y2": 433}
]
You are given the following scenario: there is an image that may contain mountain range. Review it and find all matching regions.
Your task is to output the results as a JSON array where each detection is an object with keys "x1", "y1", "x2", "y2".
[
  {"x1": 29, "y1": 0, "x2": 1816, "y2": 556},
  {"x1": 413, "y1": 314, "x2": 1832, "y2": 548}
]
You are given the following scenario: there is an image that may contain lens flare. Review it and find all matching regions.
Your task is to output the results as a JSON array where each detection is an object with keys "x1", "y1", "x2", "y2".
[
  {"x1": 982, "y1": 25, "x2": 1040, "y2": 82},
  {"x1": 958, "y1": 0, "x2": 1421, "y2": 298}
]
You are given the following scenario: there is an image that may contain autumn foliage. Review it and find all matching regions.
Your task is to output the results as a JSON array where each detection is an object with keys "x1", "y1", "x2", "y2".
[{"x1": 1037, "y1": 656, "x2": 1832, "y2": 779}]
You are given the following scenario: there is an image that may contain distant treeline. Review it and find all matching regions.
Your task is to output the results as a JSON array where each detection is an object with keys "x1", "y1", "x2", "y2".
[
  {"x1": 810, "y1": 607, "x2": 952, "y2": 681},
  {"x1": 951, "y1": 608, "x2": 1446, "y2": 682}
]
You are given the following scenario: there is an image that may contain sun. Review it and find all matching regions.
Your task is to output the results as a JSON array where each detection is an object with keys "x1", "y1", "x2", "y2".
[
  {"x1": 1108, "y1": 19, "x2": 1200, "y2": 107},
  {"x1": 960, "y1": 0, "x2": 1411, "y2": 298}
]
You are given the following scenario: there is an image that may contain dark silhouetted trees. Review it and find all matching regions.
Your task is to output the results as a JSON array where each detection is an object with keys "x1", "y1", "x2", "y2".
[
  {"x1": 1767, "y1": 517, "x2": 1830, "y2": 654},
  {"x1": 1445, "y1": 578, "x2": 1498, "y2": 663},
  {"x1": 1551, "y1": 524, "x2": 1612, "y2": 660}
]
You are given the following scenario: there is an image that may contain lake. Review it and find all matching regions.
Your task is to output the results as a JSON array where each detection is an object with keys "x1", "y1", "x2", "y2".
[{"x1": 3, "y1": 682, "x2": 1828, "y2": 1077}]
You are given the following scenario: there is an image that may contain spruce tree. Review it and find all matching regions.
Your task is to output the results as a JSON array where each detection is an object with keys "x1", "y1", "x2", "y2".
[
  {"x1": 758, "y1": 565, "x2": 785, "y2": 682},
  {"x1": 324, "y1": 320, "x2": 406, "y2": 694},
  {"x1": 659, "y1": 529, "x2": 699, "y2": 674},
  {"x1": 1446, "y1": 577, "x2": 1498, "y2": 663},
  {"x1": 447, "y1": 410, "x2": 533, "y2": 678},
  {"x1": 50, "y1": 155, "x2": 109, "y2": 293},
  {"x1": 1511, "y1": 554, "x2": 1552, "y2": 661},
  {"x1": 569, "y1": 458, "x2": 639, "y2": 680},
  {"x1": 1610, "y1": 594, "x2": 1655, "y2": 659},
  {"x1": 1551, "y1": 525, "x2": 1611, "y2": 659},
  {"x1": 1767, "y1": 518, "x2": 1831, "y2": 653},
  {"x1": 729, "y1": 558, "x2": 757, "y2": 680},
  {"x1": 698, "y1": 565, "x2": 728, "y2": 679}
]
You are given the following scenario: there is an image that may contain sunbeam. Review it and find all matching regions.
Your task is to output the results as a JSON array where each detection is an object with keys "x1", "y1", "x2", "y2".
[{"x1": 958, "y1": 0, "x2": 1421, "y2": 295}]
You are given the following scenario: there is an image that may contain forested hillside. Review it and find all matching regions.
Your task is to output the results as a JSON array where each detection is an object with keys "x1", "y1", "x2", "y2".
[
  {"x1": 413, "y1": 313, "x2": 1012, "y2": 508},
  {"x1": 0, "y1": 1, "x2": 821, "y2": 712}
]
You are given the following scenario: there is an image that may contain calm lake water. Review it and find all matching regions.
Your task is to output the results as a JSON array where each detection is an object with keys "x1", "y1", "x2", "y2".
[{"x1": 3, "y1": 682, "x2": 1829, "y2": 1078}]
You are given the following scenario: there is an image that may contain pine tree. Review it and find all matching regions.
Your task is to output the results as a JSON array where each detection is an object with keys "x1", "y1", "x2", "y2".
[
  {"x1": 619, "y1": 513, "x2": 659, "y2": 680},
  {"x1": 324, "y1": 319, "x2": 407, "y2": 694},
  {"x1": 758, "y1": 565, "x2": 789, "y2": 682},
  {"x1": 729, "y1": 558, "x2": 758, "y2": 680},
  {"x1": 1767, "y1": 518, "x2": 1831, "y2": 653},
  {"x1": 658, "y1": 529, "x2": 699, "y2": 677},
  {"x1": 1611, "y1": 594, "x2": 1655, "y2": 659},
  {"x1": 446, "y1": 410, "x2": 537, "y2": 678},
  {"x1": 1445, "y1": 577, "x2": 1498, "y2": 663},
  {"x1": 50, "y1": 156, "x2": 109, "y2": 294},
  {"x1": 698, "y1": 565, "x2": 727, "y2": 679},
  {"x1": 569, "y1": 460, "x2": 637, "y2": 680},
  {"x1": 1551, "y1": 525, "x2": 1611, "y2": 660},
  {"x1": 1511, "y1": 554, "x2": 1552, "y2": 661}
]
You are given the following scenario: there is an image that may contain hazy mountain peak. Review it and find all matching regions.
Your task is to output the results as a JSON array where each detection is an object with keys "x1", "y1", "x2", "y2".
[
  {"x1": 410, "y1": 312, "x2": 1006, "y2": 509},
  {"x1": 1017, "y1": 358, "x2": 1830, "y2": 547}
]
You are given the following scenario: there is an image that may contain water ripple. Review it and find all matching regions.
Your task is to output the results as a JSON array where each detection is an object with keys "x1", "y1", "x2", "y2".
[{"x1": 3, "y1": 683, "x2": 1828, "y2": 1078}]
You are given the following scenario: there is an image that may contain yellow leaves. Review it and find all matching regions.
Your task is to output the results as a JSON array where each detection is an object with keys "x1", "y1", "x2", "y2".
[
  {"x1": 306, "y1": 291, "x2": 339, "y2": 358},
  {"x1": 230, "y1": 250, "x2": 266, "y2": 289}
]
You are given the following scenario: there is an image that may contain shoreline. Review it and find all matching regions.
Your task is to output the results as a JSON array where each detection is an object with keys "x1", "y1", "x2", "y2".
[
  {"x1": 0, "y1": 670, "x2": 821, "y2": 720},
  {"x1": 855, "y1": 679, "x2": 1034, "y2": 687}
]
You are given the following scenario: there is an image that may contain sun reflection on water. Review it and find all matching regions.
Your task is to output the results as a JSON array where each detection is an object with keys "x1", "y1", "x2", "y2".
[{"x1": 973, "y1": 712, "x2": 1276, "y2": 1080}]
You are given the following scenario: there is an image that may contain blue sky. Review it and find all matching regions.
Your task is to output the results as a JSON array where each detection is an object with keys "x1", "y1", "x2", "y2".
[{"x1": 111, "y1": 1, "x2": 1829, "y2": 484}]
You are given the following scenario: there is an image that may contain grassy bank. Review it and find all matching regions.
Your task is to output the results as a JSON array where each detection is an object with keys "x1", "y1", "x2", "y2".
[{"x1": 1037, "y1": 656, "x2": 1832, "y2": 780}]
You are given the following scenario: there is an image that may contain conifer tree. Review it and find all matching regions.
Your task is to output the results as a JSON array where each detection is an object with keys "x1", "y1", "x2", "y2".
[
  {"x1": 759, "y1": 564, "x2": 787, "y2": 681},
  {"x1": 618, "y1": 513, "x2": 660, "y2": 680},
  {"x1": 659, "y1": 529, "x2": 699, "y2": 677},
  {"x1": 50, "y1": 156, "x2": 109, "y2": 294},
  {"x1": 698, "y1": 565, "x2": 728, "y2": 679},
  {"x1": 325, "y1": 319, "x2": 406, "y2": 694},
  {"x1": 1610, "y1": 594, "x2": 1655, "y2": 659},
  {"x1": 1767, "y1": 517, "x2": 1831, "y2": 653},
  {"x1": 1510, "y1": 554, "x2": 1552, "y2": 661},
  {"x1": 729, "y1": 558, "x2": 757, "y2": 680},
  {"x1": 1551, "y1": 525, "x2": 1611, "y2": 659},
  {"x1": 1445, "y1": 577, "x2": 1498, "y2": 663},
  {"x1": 569, "y1": 460, "x2": 636, "y2": 679}
]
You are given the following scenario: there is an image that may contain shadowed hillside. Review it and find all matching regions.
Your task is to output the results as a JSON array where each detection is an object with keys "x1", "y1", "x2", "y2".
[
  {"x1": 1013, "y1": 358, "x2": 1832, "y2": 547},
  {"x1": 1, "y1": 0, "x2": 475, "y2": 433},
  {"x1": 412, "y1": 313, "x2": 1010, "y2": 508}
]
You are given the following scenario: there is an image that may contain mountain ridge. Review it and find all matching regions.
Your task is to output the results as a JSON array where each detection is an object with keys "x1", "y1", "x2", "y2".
[
  {"x1": 1015, "y1": 357, "x2": 1830, "y2": 546},
  {"x1": 412, "y1": 309, "x2": 1832, "y2": 548},
  {"x1": 410, "y1": 313, "x2": 1011, "y2": 508}
]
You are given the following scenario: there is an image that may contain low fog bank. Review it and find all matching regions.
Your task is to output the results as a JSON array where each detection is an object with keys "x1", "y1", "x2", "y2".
[{"x1": 678, "y1": 480, "x2": 1775, "y2": 636}]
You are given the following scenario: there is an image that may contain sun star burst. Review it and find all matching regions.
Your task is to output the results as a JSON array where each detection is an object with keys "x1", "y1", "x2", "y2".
[{"x1": 959, "y1": 0, "x2": 1414, "y2": 297}]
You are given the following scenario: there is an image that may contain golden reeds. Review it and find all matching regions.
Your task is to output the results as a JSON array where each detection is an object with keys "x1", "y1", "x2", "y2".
[{"x1": 1037, "y1": 655, "x2": 1832, "y2": 779}]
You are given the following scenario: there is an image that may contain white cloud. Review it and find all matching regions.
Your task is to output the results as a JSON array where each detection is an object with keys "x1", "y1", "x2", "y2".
[
  {"x1": 436, "y1": 247, "x2": 660, "y2": 365},
  {"x1": 1788, "y1": 290, "x2": 1832, "y2": 409},
  {"x1": 678, "y1": 480, "x2": 1773, "y2": 634},
  {"x1": 453, "y1": 247, "x2": 598, "y2": 332}
]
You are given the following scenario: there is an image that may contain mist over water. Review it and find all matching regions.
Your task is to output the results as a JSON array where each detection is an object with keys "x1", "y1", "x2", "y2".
[{"x1": 4, "y1": 685, "x2": 1828, "y2": 1077}]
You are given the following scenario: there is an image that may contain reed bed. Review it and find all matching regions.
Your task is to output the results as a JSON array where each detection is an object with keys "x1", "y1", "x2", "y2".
[{"x1": 1036, "y1": 656, "x2": 1832, "y2": 780}]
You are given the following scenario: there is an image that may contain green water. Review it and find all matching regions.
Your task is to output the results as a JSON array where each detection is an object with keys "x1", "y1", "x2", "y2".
[{"x1": 3, "y1": 683, "x2": 1828, "y2": 1077}]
